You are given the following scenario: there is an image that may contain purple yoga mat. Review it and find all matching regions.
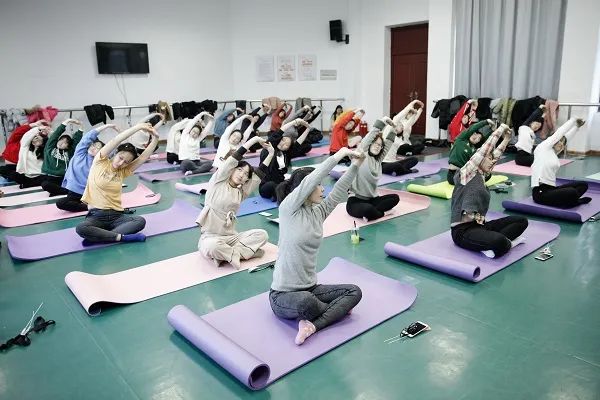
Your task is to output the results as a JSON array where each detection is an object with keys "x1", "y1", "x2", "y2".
[
  {"x1": 502, "y1": 179, "x2": 600, "y2": 223},
  {"x1": 6, "y1": 200, "x2": 200, "y2": 261},
  {"x1": 168, "y1": 257, "x2": 417, "y2": 390},
  {"x1": 384, "y1": 212, "x2": 560, "y2": 282},
  {"x1": 330, "y1": 163, "x2": 441, "y2": 185},
  {"x1": 135, "y1": 161, "x2": 178, "y2": 173}
]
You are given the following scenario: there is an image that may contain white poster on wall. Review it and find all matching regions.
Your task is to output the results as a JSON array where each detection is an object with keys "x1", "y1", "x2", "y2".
[
  {"x1": 320, "y1": 69, "x2": 337, "y2": 80},
  {"x1": 256, "y1": 56, "x2": 274, "y2": 82},
  {"x1": 277, "y1": 55, "x2": 296, "y2": 81},
  {"x1": 298, "y1": 54, "x2": 317, "y2": 81}
]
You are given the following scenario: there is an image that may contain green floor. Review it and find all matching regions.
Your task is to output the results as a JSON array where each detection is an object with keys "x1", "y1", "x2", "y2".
[{"x1": 1, "y1": 151, "x2": 599, "y2": 400}]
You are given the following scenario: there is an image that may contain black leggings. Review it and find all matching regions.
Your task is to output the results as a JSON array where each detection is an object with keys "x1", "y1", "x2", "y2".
[
  {"x1": 382, "y1": 157, "x2": 418, "y2": 176},
  {"x1": 346, "y1": 194, "x2": 400, "y2": 221},
  {"x1": 259, "y1": 180, "x2": 279, "y2": 201},
  {"x1": 56, "y1": 190, "x2": 87, "y2": 212},
  {"x1": 10, "y1": 173, "x2": 45, "y2": 188},
  {"x1": 532, "y1": 182, "x2": 590, "y2": 209},
  {"x1": 397, "y1": 143, "x2": 425, "y2": 156},
  {"x1": 0, "y1": 164, "x2": 16, "y2": 179},
  {"x1": 166, "y1": 152, "x2": 180, "y2": 164},
  {"x1": 41, "y1": 175, "x2": 68, "y2": 196},
  {"x1": 451, "y1": 216, "x2": 528, "y2": 258},
  {"x1": 515, "y1": 150, "x2": 534, "y2": 167}
]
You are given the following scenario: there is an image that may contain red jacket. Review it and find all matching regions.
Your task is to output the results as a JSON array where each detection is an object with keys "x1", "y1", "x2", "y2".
[
  {"x1": 448, "y1": 102, "x2": 477, "y2": 142},
  {"x1": 1, "y1": 124, "x2": 32, "y2": 164},
  {"x1": 270, "y1": 104, "x2": 292, "y2": 131},
  {"x1": 330, "y1": 111, "x2": 358, "y2": 153}
]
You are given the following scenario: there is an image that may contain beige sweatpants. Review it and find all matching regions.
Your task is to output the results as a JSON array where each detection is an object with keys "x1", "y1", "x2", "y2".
[{"x1": 199, "y1": 229, "x2": 268, "y2": 263}]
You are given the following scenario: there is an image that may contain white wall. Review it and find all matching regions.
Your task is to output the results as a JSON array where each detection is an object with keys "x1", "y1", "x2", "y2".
[
  {"x1": 2, "y1": 0, "x2": 599, "y2": 150},
  {"x1": 557, "y1": 0, "x2": 600, "y2": 152},
  {"x1": 228, "y1": 0, "x2": 356, "y2": 130},
  {"x1": 0, "y1": 0, "x2": 234, "y2": 137},
  {"x1": 354, "y1": 0, "x2": 429, "y2": 125}
]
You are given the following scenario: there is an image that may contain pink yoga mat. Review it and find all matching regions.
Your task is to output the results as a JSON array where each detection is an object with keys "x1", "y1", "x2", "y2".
[
  {"x1": 168, "y1": 257, "x2": 418, "y2": 390},
  {"x1": 0, "y1": 191, "x2": 66, "y2": 207},
  {"x1": 175, "y1": 182, "x2": 210, "y2": 195},
  {"x1": 493, "y1": 159, "x2": 572, "y2": 176},
  {"x1": 66, "y1": 243, "x2": 278, "y2": 316},
  {"x1": 322, "y1": 189, "x2": 431, "y2": 237},
  {"x1": 0, "y1": 185, "x2": 42, "y2": 195},
  {"x1": 0, "y1": 184, "x2": 160, "y2": 228}
]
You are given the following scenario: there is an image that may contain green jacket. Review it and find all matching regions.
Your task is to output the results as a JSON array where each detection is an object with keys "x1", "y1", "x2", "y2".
[
  {"x1": 448, "y1": 120, "x2": 490, "y2": 168},
  {"x1": 41, "y1": 124, "x2": 83, "y2": 176}
]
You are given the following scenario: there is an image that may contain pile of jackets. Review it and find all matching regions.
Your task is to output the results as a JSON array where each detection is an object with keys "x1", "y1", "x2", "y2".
[{"x1": 432, "y1": 95, "x2": 559, "y2": 138}]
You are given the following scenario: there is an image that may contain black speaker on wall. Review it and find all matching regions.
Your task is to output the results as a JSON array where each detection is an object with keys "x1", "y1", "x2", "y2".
[
  {"x1": 329, "y1": 20, "x2": 349, "y2": 44},
  {"x1": 329, "y1": 20, "x2": 343, "y2": 41}
]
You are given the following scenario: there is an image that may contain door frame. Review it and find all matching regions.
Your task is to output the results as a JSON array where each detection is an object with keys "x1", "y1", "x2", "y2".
[{"x1": 383, "y1": 21, "x2": 429, "y2": 117}]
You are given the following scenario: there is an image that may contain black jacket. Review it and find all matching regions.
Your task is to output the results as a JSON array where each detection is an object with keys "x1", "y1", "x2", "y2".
[
  {"x1": 431, "y1": 95, "x2": 467, "y2": 129},
  {"x1": 511, "y1": 96, "x2": 545, "y2": 129}
]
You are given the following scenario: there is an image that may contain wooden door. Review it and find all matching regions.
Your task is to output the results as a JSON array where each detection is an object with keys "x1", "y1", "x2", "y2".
[{"x1": 390, "y1": 24, "x2": 428, "y2": 135}]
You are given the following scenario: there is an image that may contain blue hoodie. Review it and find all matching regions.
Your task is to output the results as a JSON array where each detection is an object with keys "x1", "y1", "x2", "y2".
[
  {"x1": 61, "y1": 128, "x2": 99, "y2": 194},
  {"x1": 213, "y1": 108, "x2": 237, "y2": 137}
]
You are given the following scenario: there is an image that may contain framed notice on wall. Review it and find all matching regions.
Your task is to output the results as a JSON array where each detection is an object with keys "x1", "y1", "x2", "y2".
[
  {"x1": 320, "y1": 69, "x2": 337, "y2": 80},
  {"x1": 277, "y1": 55, "x2": 296, "y2": 81},
  {"x1": 256, "y1": 56, "x2": 274, "y2": 82},
  {"x1": 298, "y1": 54, "x2": 317, "y2": 81}
]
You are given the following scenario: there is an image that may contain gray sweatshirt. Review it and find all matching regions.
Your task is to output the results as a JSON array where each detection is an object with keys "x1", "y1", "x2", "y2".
[
  {"x1": 349, "y1": 120, "x2": 395, "y2": 199},
  {"x1": 271, "y1": 156, "x2": 358, "y2": 291}
]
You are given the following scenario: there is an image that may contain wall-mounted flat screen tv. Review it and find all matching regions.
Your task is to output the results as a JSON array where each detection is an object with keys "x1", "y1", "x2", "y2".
[{"x1": 96, "y1": 42, "x2": 149, "y2": 74}]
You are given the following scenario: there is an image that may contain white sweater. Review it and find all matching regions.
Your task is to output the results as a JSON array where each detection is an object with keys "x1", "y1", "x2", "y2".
[
  {"x1": 213, "y1": 115, "x2": 253, "y2": 169},
  {"x1": 165, "y1": 119, "x2": 189, "y2": 154},
  {"x1": 383, "y1": 101, "x2": 422, "y2": 163},
  {"x1": 515, "y1": 125, "x2": 535, "y2": 154},
  {"x1": 16, "y1": 127, "x2": 44, "y2": 177},
  {"x1": 531, "y1": 118, "x2": 578, "y2": 187},
  {"x1": 178, "y1": 114, "x2": 213, "y2": 161}
]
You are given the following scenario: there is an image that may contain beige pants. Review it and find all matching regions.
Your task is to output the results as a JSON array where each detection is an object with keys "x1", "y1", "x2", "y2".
[{"x1": 199, "y1": 229, "x2": 268, "y2": 263}]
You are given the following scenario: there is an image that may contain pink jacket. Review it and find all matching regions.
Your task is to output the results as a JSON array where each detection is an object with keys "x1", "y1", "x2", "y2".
[
  {"x1": 539, "y1": 99, "x2": 559, "y2": 139},
  {"x1": 26, "y1": 106, "x2": 59, "y2": 123}
]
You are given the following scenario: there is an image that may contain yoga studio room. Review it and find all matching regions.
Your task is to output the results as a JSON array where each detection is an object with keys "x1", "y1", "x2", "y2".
[{"x1": 1, "y1": 0, "x2": 600, "y2": 398}]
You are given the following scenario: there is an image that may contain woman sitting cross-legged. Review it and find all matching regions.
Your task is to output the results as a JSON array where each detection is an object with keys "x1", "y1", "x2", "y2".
[
  {"x1": 451, "y1": 123, "x2": 528, "y2": 259},
  {"x1": 75, "y1": 123, "x2": 159, "y2": 244},
  {"x1": 270, "y1": 147, "x2": 366, "y2": 345}
]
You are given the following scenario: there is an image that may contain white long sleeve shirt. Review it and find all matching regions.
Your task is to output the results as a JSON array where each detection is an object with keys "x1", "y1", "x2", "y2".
[
  {"x1": 531, "y1": 118, "x2": 578, "y2": 187},
  {"x1": 16, "y1": 127, "x2": 44, "y2": 177},
  {"x1": 213, "y1": 115, "x2": 253, "y2": 169},
  {"x1": 515, "y1": 125, "x2": 535, "y2": 154},
  {"x1": 178, "y1": 117, "x2": 213, "y2": 161},
  {"x1": 165, "y1": 119, "x2": 189, "y2": 154}
]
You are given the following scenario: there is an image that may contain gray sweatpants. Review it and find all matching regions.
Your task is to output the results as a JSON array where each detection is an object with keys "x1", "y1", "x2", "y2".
[
  {"x1": 269, "y1": 284, "x2": 362, "y2": 330},
  {"x1": 180, "y1": 159, "x2": 212, "y2": 174},
  {"x1": 199, "y1": 229, "x2": 268, "y2": 263}
]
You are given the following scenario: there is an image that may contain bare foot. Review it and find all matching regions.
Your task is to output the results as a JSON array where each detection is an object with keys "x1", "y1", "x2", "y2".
[{"x1": 295, "y1": 320, "x2": 316, "y2": 345}]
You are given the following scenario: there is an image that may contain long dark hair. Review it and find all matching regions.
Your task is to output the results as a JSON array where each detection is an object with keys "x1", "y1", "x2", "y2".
[
  {"x1": 116, "y1": 143, "x2": 139, "y2": 160},
  {"x1": 367, "y1": 134, "x2": 385, "y2": 161},
  {"x1": 29, "y1": 135, "x2": 48, "y2": 159},
  {"x1": 331, "y1": 105, "x2": 343, "y2": 121},
  {"x1": 275, "y1": 167, "x2": 315, "y2": 204},
  {"x1": 235, "y1": 160, "x2": 254, "y2": 181},
  {"x1": 58, "y1": 134, "x2": 74, "y2": 150}
]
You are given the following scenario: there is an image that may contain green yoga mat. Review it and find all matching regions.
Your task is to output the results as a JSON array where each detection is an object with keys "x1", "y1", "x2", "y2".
[
  {"x1": 586, "y1": 172, "x2": 600, "y2": 181},
  {"x1": 407, "y1": 175, "x2": 509, "y2": 199}
]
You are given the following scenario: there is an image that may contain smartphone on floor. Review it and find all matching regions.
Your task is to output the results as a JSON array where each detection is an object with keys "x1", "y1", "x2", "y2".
[{"x1": 535, "y1": 253, "x2": 553, "y2": 261}]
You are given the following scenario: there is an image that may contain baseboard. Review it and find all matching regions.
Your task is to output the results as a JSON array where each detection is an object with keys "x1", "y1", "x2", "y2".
[{"x1": 567, "y1": 150, "x2": 600, "y2": 156}]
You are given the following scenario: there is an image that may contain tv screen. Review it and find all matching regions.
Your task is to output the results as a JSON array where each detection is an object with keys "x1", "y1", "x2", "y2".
[{"x1": 96, "y1": 42, "x2": 149, "y2": 74}]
